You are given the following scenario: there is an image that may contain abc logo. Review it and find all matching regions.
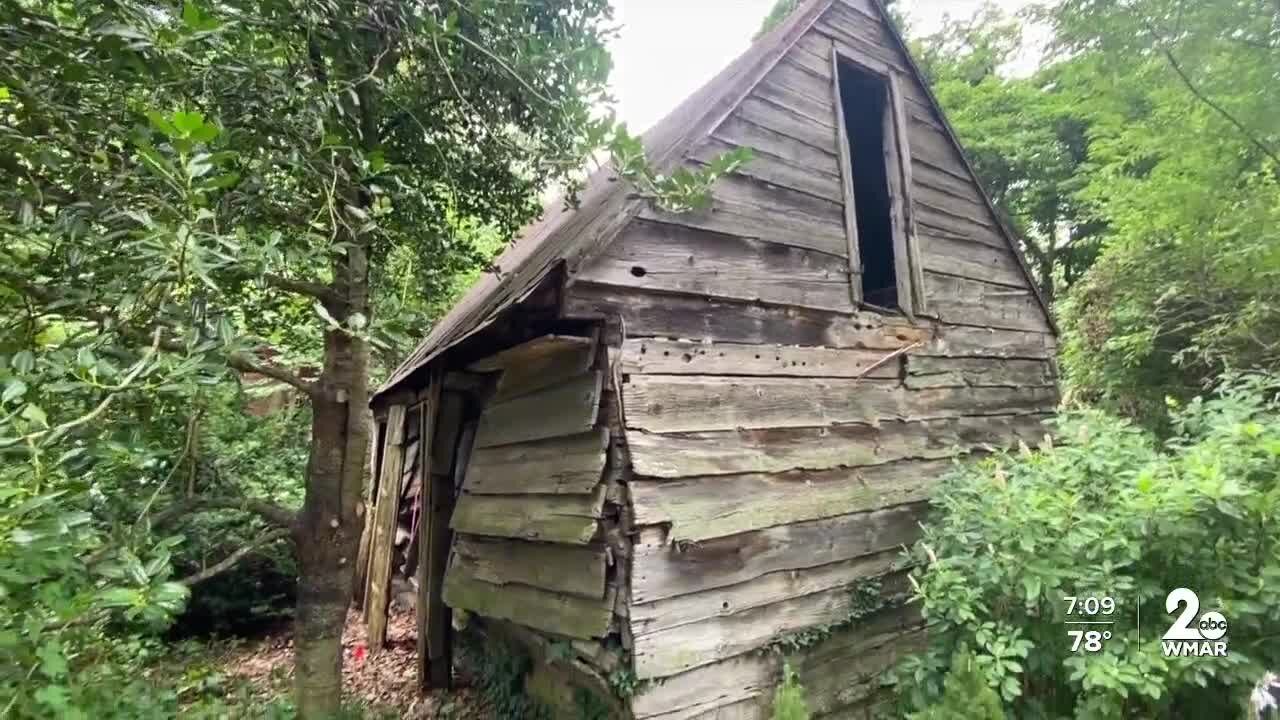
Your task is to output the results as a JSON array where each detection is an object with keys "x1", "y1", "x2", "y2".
[{"x1": 1163, "y1": 588, "x2": 1227, "y2": 641}]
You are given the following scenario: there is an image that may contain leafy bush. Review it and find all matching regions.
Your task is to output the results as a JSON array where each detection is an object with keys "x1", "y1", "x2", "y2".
[
  {"x1": 895, "y1": 375, "x2": 1280, "y2": 718},
  {"x1": 909, "y1": 651, "x2": 1006, "y2": 720},
  {"x1": 771, "y1": 662, "x2": 810, "y2": 720}
]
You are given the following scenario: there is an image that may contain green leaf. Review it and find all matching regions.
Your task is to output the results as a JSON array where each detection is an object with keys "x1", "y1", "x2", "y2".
[
  {"x1": 21, "y1": 403, "x2": 48, "y2": 428},
  {"x1": 11, "y1": 349, "x2": 35, "y2": 373},
  {"x1": 171, "y1": 110, "x2": 207, "y2": 135},
  {"x1": 2, "y1": 378, "x2": 27, "y2": 404}
]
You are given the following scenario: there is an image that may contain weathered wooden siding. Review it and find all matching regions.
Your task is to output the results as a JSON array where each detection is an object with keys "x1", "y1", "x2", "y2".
[
  {"x1": 563, "y1": 0, "x2": 1059, "y2": 716},
  {"x1": 441, "y1": 334, "x2": 620, "y2": 643}
]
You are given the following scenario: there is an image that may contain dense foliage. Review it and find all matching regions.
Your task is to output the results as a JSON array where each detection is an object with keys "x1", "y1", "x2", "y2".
[{"x1": 896, "y1": 375, "x2": 1280, "y2": 718}]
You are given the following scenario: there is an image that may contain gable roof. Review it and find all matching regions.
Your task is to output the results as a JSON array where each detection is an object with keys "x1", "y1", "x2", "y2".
[{"x1": 375, "y1": 0, "x2": 1053, "y2": 400}]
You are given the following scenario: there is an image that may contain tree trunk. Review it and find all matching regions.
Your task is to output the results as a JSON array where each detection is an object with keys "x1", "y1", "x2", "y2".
[{"x1": 295, "y1": 245, "x2": 371, "y2": 719}]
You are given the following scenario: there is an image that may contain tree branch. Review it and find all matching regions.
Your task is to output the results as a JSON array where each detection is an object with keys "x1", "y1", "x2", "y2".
[
  {"x1": 264, "y1": 273, "x2": 345, "y2": 308},
  {"x1": 151, "y1": 495, "x2": 298, "y2": 529},
  {"x1": 178, "y1": 528, "x2": 291, "y2": 586},
  {"x1": 225, "y1": 348, "x2": 317, "y2": 396},
  {"x1": 1145, "y1": 18, "x2": 1280, "y2": 168}
]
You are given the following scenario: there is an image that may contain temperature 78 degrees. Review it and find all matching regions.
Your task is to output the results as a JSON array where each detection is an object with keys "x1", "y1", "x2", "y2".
[{"x1": 1064, "y1": 595, "x2": 1116, "y2": 653}]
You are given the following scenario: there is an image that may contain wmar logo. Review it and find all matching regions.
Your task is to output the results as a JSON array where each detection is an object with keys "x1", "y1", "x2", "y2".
[{"x1": 1162, "y1": 588, "x2": 1228, "y2": 658}]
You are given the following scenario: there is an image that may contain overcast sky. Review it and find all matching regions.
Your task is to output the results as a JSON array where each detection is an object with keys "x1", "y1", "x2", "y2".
[{"x1": 609, "y1": 0, "x2": 1036, "y2": 132}]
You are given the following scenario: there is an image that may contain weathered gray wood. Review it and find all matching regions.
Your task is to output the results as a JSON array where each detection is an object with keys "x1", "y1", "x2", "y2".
[
  {"x1": 905, "y1": 356, "x2": 1055, "y2": 389},
  {"x1": 452, "y1": 535, "x2": 607, "y2": 599},
  {"x1": 577, "y1": 220, "x2": 853, "y2": 313},
  {"x1": 691, "y1": 137, "x2": 841, "y2": 204},
  {"x1": 890, "y1": 70, "x2": 928, "y2": 315},
  {"x1": 630, "y1": 549, "x2": 901, "y2": 638},
  {"x1": 414, "y1": 381, "x2": 442, "y2": 687},
  {"x1": 472, "y1": 369, "x2": 602, "y2": 448},
  {"x1": 633, "y1": 570, "x2": 911, "y2": 678},
  {"x1": 759, "y1": 57, "x2": 839, "y2": 117},
  {"x1": 924, "y1": 272, "x2": 1053, "y2": 333},
  {"x1": 921, "y1": 232, "x2": 1028, "y2": 288},
  {"x1": 632, "y1": 653, "x2": 776, "y2": 720},
  {"x1": 623, "y1": 375, "x2": 1058, "y2": 433},
  {"x1": 620, "y1": 338, "x2": 901, "y2": 379},
  {"x1": 797, "y1": 623, "x2": 927, "y2": 717},
  {"x1": 913, "y1": 156, "x2": 986, "y2": 205},
  {"x1": 640, "y1": 174, "x2": 847, "y2": 257},
  {"x1": 626, "y1": 413, "x2": 1051, "y2": 478},
  {"x1": 464, "y1": 428, "x2": 608, "y2": 495},
  {"x1": 926, "y1": 324, "x2": 1057, "y2": 359},
  {"x1": 752, "y1": 77, "x2": 836, "y2": 130},
  {"x1": 450, "y1": 488, "x2": 605, "y2": 544},
  {"x1": 423, "y1": 395, "x2": 461, "y2": 688},
  {"x1": 352, "y1": 419, "x2": 383, "y2": 609},
  {"x1": 831, "y1": 42, "x2": 863, "y2": 303},
  {"x1": 442, "y1": 569, "x2": 612, "y2": 640},
  {"x1": 710, "y1": 115, "x2": 841, "y2": 179},
  {"x1": 429, "y1": 390, "x2": 465, "y2": 477},
  {"x1": 632, "y1": 504, "x2": 924, "y2": 603},
  {"x1": 468, "y1": 334, "x2": 596, "y2": 404},
  {"x1": 631, "y1": 459, "x2": 948, "y2": 542},
  {"x1": 563, "y1": 283, "x2": 929, "y2": 350},
  {"x1": 735, "y1": 95, "x2": 836, "y2": 153},
  {"x1": 366, "y1": 403, "x2": 407, "y2": 650}
]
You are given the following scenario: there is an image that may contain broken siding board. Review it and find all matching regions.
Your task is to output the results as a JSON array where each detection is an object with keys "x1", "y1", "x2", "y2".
[
  {"x1": 452, "y1": 535, "x2": 607, "y2": 600},
  {"x1": 640, "y1": 174, "x2": 847, "y2": 257},
  {"x1": 691, "y1": 138, "x2": 842, "y2": 204},
  {"x1": 564, "y1": 283, "x2": 929, "y2": 351},
  {"x1": 905, "y1": 356, "x2": 1056, "y2": 389},
  {"x1": 710, "y1": 115, "x2": 841, "y2": 179},
  {"x1": 630, "y1": 459, "x2": 949, "y2": 542},
  {"x1": 622, "y1": 375, "x2": 1058, "y2": 433},
  {"x1": 633, "y1": 570, "x2": 912, "y2": 678},
  {"x1": 472, "y1": 369, "x2": 602, "y2": 448},
  {"x1": 467, "y1": 334, "x2": 595, "y2": 404},
  {"x1": 450, "y1": 488, "x2": 605, "y2": 544},
  {"x1": 620, "y1": 339, "x2": 901, "y2": 379},
  {"x1": 925, "y1": 324, "x2": 1057, "y2": 359},
  {"x1": 463, "y1": 428, "x2": 608, "y2": 495},
  {"x1": 925, "y1": 272, "x2": 1053, "y2": 333},
  {"x1": 626, "y1": 413, "x2": 1052, "y2": 478},
  {"x1": 632, "y1": 504, "x2": 924, "y2": 604},
  {"x1": 576, "y1": 220, "x2": 853, "y2": 313},
  {"x1": 365, "y1": 403, "x2": 407, "y2": 649},
  {"x1": 630, "y1": 549, "x2": 901, "y2": 638},
  {"x1": 442, "y1": 571, "x2": 612, "y2": 640},
  {"x1": 921, "y1": 233, "x2": 1029, "y2": 288}
]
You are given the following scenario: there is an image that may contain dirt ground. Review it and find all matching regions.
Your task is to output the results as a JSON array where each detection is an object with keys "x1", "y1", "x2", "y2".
[{"x1": 210, "y1": 608, "x2": 485, "y2": 718}]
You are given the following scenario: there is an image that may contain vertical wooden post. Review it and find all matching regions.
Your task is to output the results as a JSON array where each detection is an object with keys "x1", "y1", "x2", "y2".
[
  {"x1": 831, "y1": 44, "x2": 864, "y2": 308},
  {"x1": 364, "y1": 404, "x2": 406, "y2": 649},
  {"x1": 888, "y1": 70, "x2": 928, "y2": 315},
  {"x1": 415, "y1": 372, "x2": 444, "y2": 689}
]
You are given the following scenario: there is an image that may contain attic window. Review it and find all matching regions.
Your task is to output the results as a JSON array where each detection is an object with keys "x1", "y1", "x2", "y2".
[{"x1": 832, "y1": 52, "x2": 924, "y2": 314}]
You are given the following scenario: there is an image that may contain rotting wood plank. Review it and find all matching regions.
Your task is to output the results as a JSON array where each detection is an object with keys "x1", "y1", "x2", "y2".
[
  {"x1": 442, "y1": 570, "x2": 612, "y2": 640},
  {"x1": 831, "y1": 42, "x2": 863, "y2": 304},
  {"x1": 576, "y1": 220, "x2": 853, "y2": 313},
  {"x1": 451, "y1": 535, "x2": 607, "y2": 600},
  {"x1": 620, "y1": 338, "x2": 902, "y2": 379},
  {"x1": 450, "y1": 487, "x2": 605, "y2": 544},
  {"x1": 632, "y1": 569, "x2": 911, "y2": 678},
  {"x1": 690, "y1": 138, "x2": 841, "y2": 204},
  {"x1": 472, "y1": 370, "x2": 602, "y2": 448},
  {"x1": 632, "y1": 653, "x2": 775, "y2": 720},
  {"x1": 758, "y1": 58, "x2": 838, "y2": 116},
  {"x1": 797, "y1": 623, "x2": 928, "y2": 717},
  {"x1": 640, "y1": 174, "x2": 847, "y2": 257},
  {"x1": 622, "y1": 375, "x2": 1058, "y2": 433},
  {"x1": 467, "y1": 334, "x2": 595, "y2": 404},
  {"x1": 710, "y1": 115, "x2": 841, "y2": 179},
  {"x1": 414, "y1": 380, "x2": 442, "y2": 688},
  {"x1": 912, "y1": 157, "x2": 985, "y2": 204},
  {"x1": 631, "y1": 503, "x2": 925, "y2": 604},
  {"x1": 429, "y1": 390, "x2": 465, "y2": 476},
  {"x1": 423, "y1": 399, "x2": 463, "y2": 689},
  {"x1": 464, "y1": 428, "x2": 608, "y2": 495},
  {"x1": 921, "y1": 232, "x2": 1028, "y2": 288},
  {"x1": 626, "y1": 413, "x2": 1052, "y2": 478},
  {"x1": 736, "y1": 95, "x2": 837, "y2": 152},
  {"x1": 925, "y1": 324, "x2": 1057, "y2": 359},
  {"x1": 905, "y1": 356, "x2": 1056, "y2": 389},
  {"x1": 563, "y1": 283, "x2": 929, "y2": 350},
  {"x1": 890, "y1": 70, "x2": 928, "y2": 314},
  {"x1": 924, "y1": 272, "x2": 1053, "y2": 333},
  {"x1": 751, "y1": 78, "x2": 836, "y2": 129},
  {"x1": 631, "y1": 459, "x2": 949, "y2": 542},
  {"x1": 365, "y1": 403, "x2": 407, "y2": 650},
  {"x1": 630, "y1": 549, "x2": 901, "y2": 638}
]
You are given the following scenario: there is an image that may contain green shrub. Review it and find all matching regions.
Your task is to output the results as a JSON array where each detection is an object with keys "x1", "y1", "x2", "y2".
[
  {"x1": 910, "y1": 651, "x2": 1006, "y2": 720},
  {"x1": 771, "y1": 662, "x2": 810, "y2": 720},
  {"x1": 894, "y1": 374, "x2": 1280, "y2": 719}
]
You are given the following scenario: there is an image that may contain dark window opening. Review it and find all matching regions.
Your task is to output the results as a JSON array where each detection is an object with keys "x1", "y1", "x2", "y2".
[{"x1": 837, "y1": 62, "x2": 897, "y2": 308}]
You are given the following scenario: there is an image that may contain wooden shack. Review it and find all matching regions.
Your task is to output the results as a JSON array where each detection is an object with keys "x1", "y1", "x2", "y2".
[{"x1": 364, "y1": 0, "x2": 1059, "y2": 716}]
